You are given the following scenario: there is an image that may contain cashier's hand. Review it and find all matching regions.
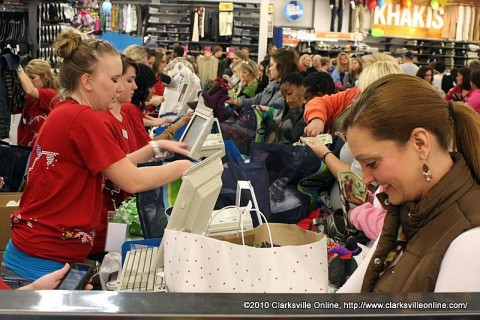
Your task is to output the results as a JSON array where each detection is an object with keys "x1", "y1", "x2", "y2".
[
  {"x1": 155, "y1": 140, "x2": 190, "y2": 156},
  {"x1": 18, "y1": 264, "x2": 93, "y2": 291}
]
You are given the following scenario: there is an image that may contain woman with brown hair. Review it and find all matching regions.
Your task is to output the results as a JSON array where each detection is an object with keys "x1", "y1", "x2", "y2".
[{"x1": 340, "y1": 74, "x2": 480, "y2": 292}]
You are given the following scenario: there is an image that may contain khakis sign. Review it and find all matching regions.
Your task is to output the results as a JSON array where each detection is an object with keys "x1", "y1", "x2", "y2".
[{"x1": 371, "y1": 0, "x2": 445, "y2": 39}]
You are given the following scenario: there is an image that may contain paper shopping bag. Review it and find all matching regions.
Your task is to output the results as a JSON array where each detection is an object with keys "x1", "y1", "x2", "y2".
[{"x1": 163, "y1": 223, "x2": 328, "y2": 293}]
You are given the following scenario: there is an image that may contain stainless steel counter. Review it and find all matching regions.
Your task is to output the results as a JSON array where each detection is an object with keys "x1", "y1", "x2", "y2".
[{"x1": 0, "y1": 291, "x2": 479, "y2": 319}]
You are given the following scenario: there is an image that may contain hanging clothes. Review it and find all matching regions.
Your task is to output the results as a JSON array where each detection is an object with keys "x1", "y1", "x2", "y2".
[
  {"x1": 197, "y1": 55, "x2": 219, "y2": 86},
  {"x1": 219, "y1": 11, "x2": 233, "y2": 36},
  {"x1": 192, "y1": 10, "x2": 199, "y2": 42}
]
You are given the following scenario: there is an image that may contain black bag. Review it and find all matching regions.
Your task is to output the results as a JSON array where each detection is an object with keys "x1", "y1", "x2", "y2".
[
  {"x1": 221, "y1": 105, "x2": 266, "y2": 155},
  {"x1": 250, "y1": 142, "x2": 331, "y2": 224},
  {"x1": 0, "y1": 141, "x2": 31, "y2": 192},
  {"x1": 214, "y1": 140, "x2": 271, "y2": 226}
]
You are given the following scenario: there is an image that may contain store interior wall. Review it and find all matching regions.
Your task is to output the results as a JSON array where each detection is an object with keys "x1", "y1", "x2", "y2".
[
  {"x1": 313, "y1": 1, "x2": 372, "y2": 34},
  {"x1": 273, "y1": 0, "x2": 314, "y2": 28}
]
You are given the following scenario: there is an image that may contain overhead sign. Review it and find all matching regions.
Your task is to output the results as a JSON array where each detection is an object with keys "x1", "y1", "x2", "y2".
[
  {"x1": 284, "y1": 1, "x2": 304, "y2": 22},
  {"x1": 370, "y1": 0, "x2": 445, "y2": 39}
]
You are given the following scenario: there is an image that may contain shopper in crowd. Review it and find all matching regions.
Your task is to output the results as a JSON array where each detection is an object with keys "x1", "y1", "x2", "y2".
[
  {"x1": 1, "y1": 264, "x2": 92, "y2": 290},
  {"x1": 255, "y1": 59, "x2": 270, "y2": 95},
  {"x1": 222, "y1": 50, "x2": 247, "y2": 87},
  {"x1": 261, "y1": 44, "x2": 277, "y2": 66},
  {"x1": 299, "y1": 54, "x2": 312, "y2": 71},
  {"x1": 331, "y1": 52, "x2": 350, "y2": 87},
  {"x1": 123, "y1": 44, "x2": 148, "y2": 65},
  {"x1": 122, "y1": 63, "x2": 172, "y2": 132},
  {"x1": 15, "y1": 59, "x2": 59, "y2": 147},
  {"x1": 241, "y1": 47, "x2": 251, "y2": 59},
  {"x1": 399, "y1": 50, "x2": 419, "y2": 76},
  {"x1": 301, "y1": 54, "x2": 321, "y2": 76},
  {"x1": 416, "y1": 65, "x2": 445, "y2": 97},
  {"x1": 264, "y1": 72, "x2": 306, "y2": 144},
  {"x1": 302, "y1": 60, "x2": 403, "y2": 216},
  {"x1": 231, "y1": 59, "x2": 258, "y2": 99},
  {"x1": 0, "y1": 30, "x2": 192, "y2": 288},
  {"x1": 342, "y1": 56, "x2": 363, "y2": 90},
  {"x1": 446, "y1": 67, "x2": 471, "y2": 102},
  {"x1": 303, "y1": 53, "x2": 398, "y2": 137},
  {"x1": 469, "y1": 59, "x2": 480, "y2": 71},
  {"x1": 227, "y1": 48, "x2": 299, "y2": 124},
  {"x1": 144, "y1": 47, "x2": 157, "y2": 69},
  {"x1": 320, "y1": 56, "x2": 332, "y2": 73},
  {"x1": 416, "y1": 65, "x2": 434, "y2": 83},
  {"x1": 432, "y1": 60, "x2": 447, "y2": 93},
  {"x1": 164, "y1": 45, "x2": 195, "y2": 76},
  {"x1": 466, "y1": 68, "x2": 480, "y2": 113},
  {"x1": 302, "y1": 71, "x2": 336, "y2": 104},
  {"x1": 339, "y1": 74, "x2": 480, "y2": 292},
  {"x1": 216, "y1": 46, "x2": 230, "y2": 78}
]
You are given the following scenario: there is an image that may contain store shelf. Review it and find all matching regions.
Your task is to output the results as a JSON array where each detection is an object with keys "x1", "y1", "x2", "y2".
[{"x1": 146, "y1": 0, "x2": 266, "y2": 56}]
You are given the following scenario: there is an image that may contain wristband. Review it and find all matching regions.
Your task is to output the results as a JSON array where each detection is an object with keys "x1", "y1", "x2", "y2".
[
  {"x1": 149, "y1": 141, "x2": 162, "y2": 158},
  {"x1": 320, "y1": 151, "x2": 332, "y2": 162}
]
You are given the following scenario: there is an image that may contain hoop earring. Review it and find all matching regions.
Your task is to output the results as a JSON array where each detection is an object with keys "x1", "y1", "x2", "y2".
[{"x1": 423, "y1": 160, "x2": 432, "y2": 182}]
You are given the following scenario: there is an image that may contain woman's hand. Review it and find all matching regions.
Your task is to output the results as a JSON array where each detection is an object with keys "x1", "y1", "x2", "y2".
[
  {"x1": 344, "y1": 178, "x2": 366, "y2": 206},
  {"x1": 19, "y1": 264, "x2": 93, "y2": 291},
  {"x1": 301, "y1": 137, "x2": 330, "y2": 159}
]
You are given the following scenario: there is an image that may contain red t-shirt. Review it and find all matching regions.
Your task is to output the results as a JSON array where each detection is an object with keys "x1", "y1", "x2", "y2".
[
  {"x1": 11, "y1": 99, "x2": 126, "y2": 264},
  {"x1": 154, "y1": 76, "x2": 165, "y2": 96},
  {"x1": 91, "y1": 111, "x2": 143, "y2": 254},
  {"x1": 0, "y1": 279, "x2": 11, "y2": 290},
  {"x1": 121, "y1": 102, "x2": 151, "y2": 147},
  {"x1": 17, "y1": 88, "x2": 59, "y2": 147}
]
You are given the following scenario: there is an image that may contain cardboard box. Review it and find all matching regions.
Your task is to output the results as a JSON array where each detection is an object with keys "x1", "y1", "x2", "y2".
[{"x1": 0, "y1": 193, "x2": 22, "y2": 250}]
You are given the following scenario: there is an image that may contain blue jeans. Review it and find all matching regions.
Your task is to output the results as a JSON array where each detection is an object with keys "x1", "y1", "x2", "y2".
[
  {"x1": 330, "y1": 6, "x2": 344, "y2": 32},
  {"x1": 0, "y1": 263, "x2": 33, "y2": 289}
]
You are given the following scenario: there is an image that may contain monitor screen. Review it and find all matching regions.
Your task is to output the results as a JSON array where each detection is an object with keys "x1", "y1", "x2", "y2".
[
  {"x1": 155, "y1": 150, "x2": 224, "y2": 268},
  {"x1": 177, "y1": 82, "x2": 189, "y2": 104},
  {"x1": 179, "y1": 105, "x2": 214, "y2": 160},
  {"x1": 182, "y1": 115, "x2": 207, "y2": 151}
]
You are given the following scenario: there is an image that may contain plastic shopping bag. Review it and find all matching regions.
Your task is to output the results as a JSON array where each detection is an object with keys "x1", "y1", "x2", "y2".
[{"x1": 163, "y1": 223, "x2": 328, "y2": 293}]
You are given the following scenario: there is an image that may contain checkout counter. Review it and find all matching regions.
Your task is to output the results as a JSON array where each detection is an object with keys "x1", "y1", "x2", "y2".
[{"x1": 0, "y1": 291, "x2": 478, "y2": 319}]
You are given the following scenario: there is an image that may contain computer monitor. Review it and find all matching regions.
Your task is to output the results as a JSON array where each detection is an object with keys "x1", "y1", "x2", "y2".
[
  {"x1": 179, "y1": 104, "x2": 214, "y2": 160},
  {"x1": 156, "y1": 150, "x2": 224, "y2": 268},
  {"x1": 176, "y1": 73, "x2": 201, "y2": 117},
  {"x1": 158, "y1": 73, "x2": 193, "y2": 117}
]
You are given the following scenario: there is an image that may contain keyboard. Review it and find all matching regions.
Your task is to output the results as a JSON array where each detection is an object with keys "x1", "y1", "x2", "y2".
[{"x1": 116, "y1": 247, "x2": 165, "y2": 291}]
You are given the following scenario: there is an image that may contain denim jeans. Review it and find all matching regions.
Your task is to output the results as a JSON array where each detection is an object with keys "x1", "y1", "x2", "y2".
[
  {"x1": 0, "y1": 263, "x2": 33, "y2": 289},
  {"x1": 330, "y1": 6, "x2": 344, "y2": 32}
]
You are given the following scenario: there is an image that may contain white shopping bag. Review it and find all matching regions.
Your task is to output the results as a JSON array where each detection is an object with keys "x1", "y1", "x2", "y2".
[{"x1": 164, "y1": 223, "x2": 328, "y2": 293}]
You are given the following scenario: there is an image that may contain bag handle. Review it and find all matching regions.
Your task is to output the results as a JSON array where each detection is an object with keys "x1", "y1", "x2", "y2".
[
  {"x1": 236, "y1": 181, "x2": 262, "y2": 225},
  {"x1": 204, "y1": 202, "x2": 273, "y2": 248},
  {"x1": 240, "y1": 201, "x2": 273, "y2": 248}
]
